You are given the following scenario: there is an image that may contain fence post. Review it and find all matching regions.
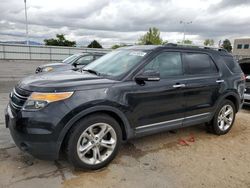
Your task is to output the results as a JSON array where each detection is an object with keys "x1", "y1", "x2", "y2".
[
  {"x1": 29, "y1": 45, "x2": 31, "y2": 60},
  {"x1": 50, "y1": 47, "x2": 52, "y2": 61},
  {"x1": 3, "y1": 45, "x2": 5, "y2": 59}
]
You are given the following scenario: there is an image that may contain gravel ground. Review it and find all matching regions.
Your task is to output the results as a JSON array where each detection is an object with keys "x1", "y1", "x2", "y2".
[{"x1": 0, "y1": 60, "x2": 250, "y2": 188}]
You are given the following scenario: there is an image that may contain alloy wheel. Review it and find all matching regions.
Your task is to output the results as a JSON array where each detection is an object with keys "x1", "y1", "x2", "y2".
[
  {"x1": 76, "y1": 123, "x2": 117, "y2": 165},
  {"x1": 217, "y1": 104, "x2": 234, "y2": 131}
]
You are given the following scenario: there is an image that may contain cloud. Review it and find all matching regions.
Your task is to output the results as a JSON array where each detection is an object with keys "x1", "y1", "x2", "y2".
[
  {"x1": 0, "y1": 0, "x2": 250, "y2": 46},
  {"x1": 208, "y1": 0, "x2": 250, "y2": 11}
]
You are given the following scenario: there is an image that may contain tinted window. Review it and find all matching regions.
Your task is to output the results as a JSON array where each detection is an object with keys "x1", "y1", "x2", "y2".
[
  {"x1": 244, "y1": 44, "x2": 249, "y2": 49},
  {"x1": 144, "y1": 52, "x2": 183, "y2": 78},
  {"x1": 183, "y1": 53, "x2": 217, "y2": 74},
  {"x1": 237, "y1": 44, "x2": 242, "y2": 49},
  {"x1": 223, "y1": 56, "x2": 242, "y2": 73}
]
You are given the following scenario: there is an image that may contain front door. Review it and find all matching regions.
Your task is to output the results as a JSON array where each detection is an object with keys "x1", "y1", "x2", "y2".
[{"x1": 125, "y1": 51, "x2": 186, "y2": 135}]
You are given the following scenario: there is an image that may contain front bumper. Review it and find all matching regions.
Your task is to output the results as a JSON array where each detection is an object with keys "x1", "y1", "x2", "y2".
[
  {"x1": 244, "y1": 93, "x2": 250, "y2": 105},
  {"x1": 5, "y1": 104, "x2": 61, "y2": 160}
]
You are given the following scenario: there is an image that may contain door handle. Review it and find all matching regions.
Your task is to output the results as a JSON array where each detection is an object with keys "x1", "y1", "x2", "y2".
[
  {"x1": 173, "y1": 84, "x2": 186, "y2": 88},
  {"x1": 216, "y1": 80, "x2": 224, "y2": 83}
]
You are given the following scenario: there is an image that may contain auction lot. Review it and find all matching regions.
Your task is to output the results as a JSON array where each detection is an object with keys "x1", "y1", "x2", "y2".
[{"x1": 0, "y1": 60, "x2": 250, "y2": 188}]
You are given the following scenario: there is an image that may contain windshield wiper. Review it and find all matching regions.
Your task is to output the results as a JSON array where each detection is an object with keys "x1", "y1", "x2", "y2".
[{"x1": 82, "y1": 69, "x2": 100, "y2": 76}]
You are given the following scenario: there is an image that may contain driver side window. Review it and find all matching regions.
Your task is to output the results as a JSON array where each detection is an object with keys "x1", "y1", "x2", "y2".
[
  {"x1": 75, "y1": 56, "x2": 94, "y2": 65},
  {"x1": 144, "y1": 52, "x2": 183, "y2": 78}
]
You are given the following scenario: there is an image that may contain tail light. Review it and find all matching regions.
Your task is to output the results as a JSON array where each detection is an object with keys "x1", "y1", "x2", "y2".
[{"x1": 241, "y1": 73, "x2": 246, "y2": 81}]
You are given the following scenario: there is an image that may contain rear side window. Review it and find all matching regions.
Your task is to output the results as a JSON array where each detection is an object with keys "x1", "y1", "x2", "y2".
[
  {"x1": 223, "y1": 56, "x2": 242, "y2": 73},
  {"x1": 183, "y1": 53, "x2": 217, "y2": 75}
]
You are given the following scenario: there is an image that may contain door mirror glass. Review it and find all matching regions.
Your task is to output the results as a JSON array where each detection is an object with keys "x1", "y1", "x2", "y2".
[{"x1": 135, "y1": 70, "x2": 160, "y2": 82}]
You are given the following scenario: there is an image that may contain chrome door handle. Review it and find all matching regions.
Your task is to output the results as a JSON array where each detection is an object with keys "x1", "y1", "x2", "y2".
[
  {"x1": 173, "y1": 84, "x2": 186, "y2": 88},
  {"x1": 216, "y1": 80, "x2": 224, "y2": 83}
]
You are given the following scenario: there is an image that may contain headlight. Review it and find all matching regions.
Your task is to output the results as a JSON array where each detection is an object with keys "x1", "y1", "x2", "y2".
[
  {"x1": 42, "y1": 67, "x2": 53, "y2": 72},
  {"x1": 23, "y1": 92, "x2": 74, "y2": 110}
]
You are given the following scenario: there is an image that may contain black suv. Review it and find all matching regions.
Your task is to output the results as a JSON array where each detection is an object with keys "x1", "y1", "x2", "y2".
[{"x1": 5, "y1": 44, "x2": 245, "y2": 169}]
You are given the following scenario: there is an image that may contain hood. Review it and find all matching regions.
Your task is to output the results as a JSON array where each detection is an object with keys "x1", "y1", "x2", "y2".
[
  {"x1": 17, "y1": 70, "x2": 116, "y2": 92},
  {"x1": 38, "y1": 62, "x2": 70, "y2": 68},
  {"x1": 38, "y1": 62, "x2": 72, "y2": 71}
]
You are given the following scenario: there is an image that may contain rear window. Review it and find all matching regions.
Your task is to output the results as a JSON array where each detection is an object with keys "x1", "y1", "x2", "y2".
[
  {"x1": 240, "y1": 63, "x2": 250, "y2": 75},
  {"x1": 223, "y1": 56, "x2": 242, "y2": 73},
  {"x1": 183, "y1": 53, "x2": 217, "y2": 75}
]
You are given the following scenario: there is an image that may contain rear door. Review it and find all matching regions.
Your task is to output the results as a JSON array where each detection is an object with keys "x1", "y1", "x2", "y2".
[{"x1": 182, "y1": 52, "x2": 223, "y2": 126}]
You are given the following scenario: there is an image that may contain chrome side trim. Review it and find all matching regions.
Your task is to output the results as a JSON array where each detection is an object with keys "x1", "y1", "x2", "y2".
[
  {"x1": 136, "y1": 117, "x2": 183, "y2": 130},
  {"x1": 185, "y1": 112, "x2": 210, "y2": 119},
  {"x1": 136, "y1": 112, "x2": 211, "y2": 130},
  {"x1": 216, "y1": 80, "x2": 224, "y2": 83}
]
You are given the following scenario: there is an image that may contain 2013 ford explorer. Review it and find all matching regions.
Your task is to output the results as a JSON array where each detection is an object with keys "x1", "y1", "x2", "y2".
[{"x1": 5, "y1": 44, "x2": 245, "y2": 170}]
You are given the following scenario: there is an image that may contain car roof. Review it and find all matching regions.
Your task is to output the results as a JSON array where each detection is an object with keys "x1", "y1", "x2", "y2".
[
  {"x1": 77, "y1": 52, "x2": 107, "y2": 56},
  {"x1": 120, "y1": 44, "x2": 230, "y2": 56}
]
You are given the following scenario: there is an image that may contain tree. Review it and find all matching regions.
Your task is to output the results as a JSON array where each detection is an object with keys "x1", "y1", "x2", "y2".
[
  {"x1": 222, "y1": 39, "x2": 232, "y2": 52},
  {"x1": 138, "y1": 27, "x2": 163, "y2": 45},
  {"x1": 183, "y1": 40, "x2": 193, "y2": 44},
  {"x1": 87, "y1": 40, "x2": 103, "y2": 48},
  {"x1": 44, "y1": 34, "x2": 76, "y2": 47},
  {"x1": 162, "y1": 40, "x2": 169, "y2": 45},
  {"x1": 204, "y1": 39, "x2": 214, "y2": 46},
  {"x1": 112, "y1": 44, "x2": 121, "y2": 49},
  {"x1": 111, "y1": 44, "x2": 129, "y2": 49}
]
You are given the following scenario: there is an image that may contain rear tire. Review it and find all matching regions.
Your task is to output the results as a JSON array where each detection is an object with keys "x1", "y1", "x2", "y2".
[
  {"x1": 210, "y1": 99, "x2": 236, "y2": 135},
  {"x1": 66, "y1": 113, "x2": 122, "y2": 170}
]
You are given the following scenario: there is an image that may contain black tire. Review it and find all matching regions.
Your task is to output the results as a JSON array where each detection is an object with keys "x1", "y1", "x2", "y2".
[
  {"x1": 210, "y1": 99, "x2": 236, "y2": 135},
  {"x1": 66, "y1": 113, "x2": 122, "y2": 170}
]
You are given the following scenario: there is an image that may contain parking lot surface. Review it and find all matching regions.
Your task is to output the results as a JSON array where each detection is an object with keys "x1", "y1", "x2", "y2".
[{"x1": 0, "y1": 60, "x2": 250, "y2": 188}]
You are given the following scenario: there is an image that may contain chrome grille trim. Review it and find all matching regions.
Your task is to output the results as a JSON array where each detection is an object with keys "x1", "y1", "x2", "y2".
[
  {"x1": 13, "y1": 88, "x2": 28, "y2": 99},
  {"x1": 10, "y1": 101, "x2": 21, "y2": 109}
]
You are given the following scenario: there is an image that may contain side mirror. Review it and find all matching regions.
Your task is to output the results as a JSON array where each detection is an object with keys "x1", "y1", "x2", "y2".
[
  {"x1": 135, "y1": 70, "x2": 160, "y2": 82},
  {"x1": 72, "y1": 62, "x2": 79, "y2": 67}
]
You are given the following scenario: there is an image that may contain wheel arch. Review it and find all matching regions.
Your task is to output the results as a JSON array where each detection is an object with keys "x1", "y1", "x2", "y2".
[
  {"x1": 56, "y1": 105, "x2": 134, "y2": 155},
  {"x1": 215, "y1": 91, "x2": 241, "y2": 113}
]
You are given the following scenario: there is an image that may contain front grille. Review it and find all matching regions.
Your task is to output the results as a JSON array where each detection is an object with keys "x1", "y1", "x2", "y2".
[{"x1": 9, "y1": 87, "x2": 31, "y2": 113}]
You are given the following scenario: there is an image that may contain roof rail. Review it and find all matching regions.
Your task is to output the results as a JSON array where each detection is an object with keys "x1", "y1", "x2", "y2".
[{"x1": 164, "y1": 43, "x2": 228, "y2": 52}]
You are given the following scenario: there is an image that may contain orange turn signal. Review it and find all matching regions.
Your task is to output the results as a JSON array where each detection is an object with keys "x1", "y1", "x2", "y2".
[{"x1": 29, "y1": 92, "x2": 73, "y2": 103}]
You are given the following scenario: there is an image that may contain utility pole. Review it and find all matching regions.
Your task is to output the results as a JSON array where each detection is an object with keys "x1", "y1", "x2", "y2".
[
  {"x1": 24, "y1": 0, "x2": 29, "y2": 45},
  {"x1": 180, "y1": 21, "x2": 192, "y2": 44}
]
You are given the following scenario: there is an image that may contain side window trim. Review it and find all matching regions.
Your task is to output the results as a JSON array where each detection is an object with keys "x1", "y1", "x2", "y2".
[
  {"x1": 142, "y1": 50, "x2": 184, "y2": 79},
  {"x1": 182, "y1": 52, "x2": 219, "y2": 76}
]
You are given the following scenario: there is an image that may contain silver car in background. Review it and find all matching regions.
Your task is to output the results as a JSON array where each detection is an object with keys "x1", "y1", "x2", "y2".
[{"x1": 35, "y1": 52, "x2": 106, "y2": 73}]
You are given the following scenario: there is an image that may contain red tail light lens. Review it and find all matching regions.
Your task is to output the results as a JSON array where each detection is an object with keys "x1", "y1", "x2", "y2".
[{"x1": 241, "y1": 73, "x2": 246, "y2": 81}]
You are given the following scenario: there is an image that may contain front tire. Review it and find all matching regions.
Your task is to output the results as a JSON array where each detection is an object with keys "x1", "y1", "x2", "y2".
[
  {"x1": 66, "y1": 113, "x2": 122, "y2": 170},
  {"x1": 210, "y1": 100, "x2": 236, "y2": 135}
]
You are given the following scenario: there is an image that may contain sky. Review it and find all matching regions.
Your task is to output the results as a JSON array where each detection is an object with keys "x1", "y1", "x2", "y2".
[{"x1": 0, "y1": 0, "x2": 250, "y2": 47}]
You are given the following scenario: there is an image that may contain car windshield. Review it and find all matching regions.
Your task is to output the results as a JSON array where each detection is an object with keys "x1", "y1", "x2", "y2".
[
  {"x1": 62, "y1": 54, "x2": 81, "y2": 64},
  {"x1": 83, "y1": 50, "x2": 148, "y2": 79}
]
